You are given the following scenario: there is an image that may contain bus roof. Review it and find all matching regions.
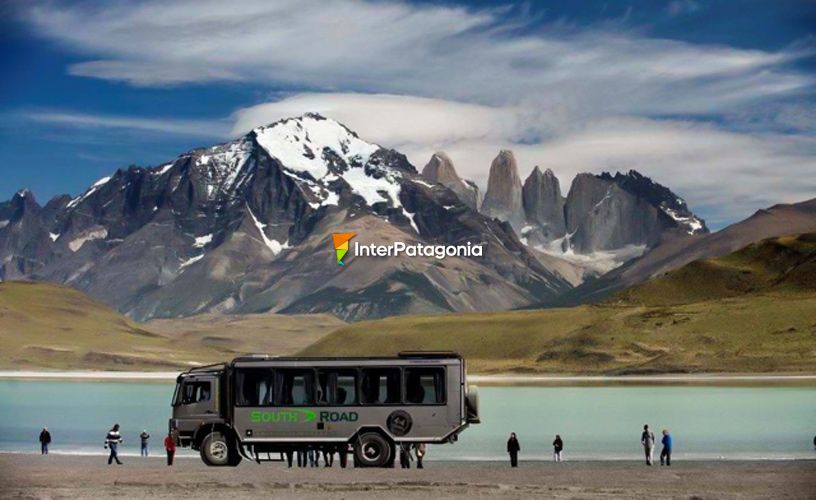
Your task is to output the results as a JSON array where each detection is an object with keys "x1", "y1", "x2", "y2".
[
  {"x1": 230, "y1": 351, "x2": 462, "y2": 364},
  {"x1": 177, "y1": 352, "x2": 463, "y2": 376}
]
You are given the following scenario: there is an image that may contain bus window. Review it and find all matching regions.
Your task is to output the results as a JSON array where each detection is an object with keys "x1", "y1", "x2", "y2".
[
  {"x1": 317, "y1": 369, "x2": 357, "y2": 405},
  {"x1": 361, "y1": 368, "x2": 401, "y2": 404},
  {"x1": 276, "y1": 369, "x2": 315, "y2": 406},
  {"x1": 235, "y1": 369, "x2": 274, "y2": 406},
  {"x1": 405, "y1": 367, "x2": 446, "y2": 404},
  {"x1": 180, "y1": 381, "x2": 211, "y2": 405}
]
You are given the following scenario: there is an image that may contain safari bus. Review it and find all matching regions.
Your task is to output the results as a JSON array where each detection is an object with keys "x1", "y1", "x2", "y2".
[{"x1": 169, "y1": 351, "x2": 480, "y2": 467}]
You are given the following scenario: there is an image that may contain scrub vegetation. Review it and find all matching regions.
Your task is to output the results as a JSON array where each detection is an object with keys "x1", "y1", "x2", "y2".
[
  {"x1": 0, "y1": 281, "x2": 343, "y2": 370},
  {"x1": 301, "y1": 234, "x2": 816, "y2": 374}
]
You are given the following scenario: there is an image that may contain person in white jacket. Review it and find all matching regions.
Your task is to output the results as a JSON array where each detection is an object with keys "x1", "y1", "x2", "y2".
[{"x1": 641, "y1": 424, "x2": 655, "y2": 466}]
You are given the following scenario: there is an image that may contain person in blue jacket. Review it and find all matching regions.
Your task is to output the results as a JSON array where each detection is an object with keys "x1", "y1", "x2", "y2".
[{"x1": 660, "y1": 429, "x2": 672, "y2": 466}]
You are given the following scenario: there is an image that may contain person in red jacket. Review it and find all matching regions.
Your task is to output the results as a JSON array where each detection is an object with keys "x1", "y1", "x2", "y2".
[{"x1": 164, "y1": 432, "x2": 176, "y2": 466}]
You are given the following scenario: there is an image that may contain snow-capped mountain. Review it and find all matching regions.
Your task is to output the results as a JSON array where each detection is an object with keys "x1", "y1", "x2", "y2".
[{"x1": 0, "y1": 114, "x2": 571, "y2": 320}]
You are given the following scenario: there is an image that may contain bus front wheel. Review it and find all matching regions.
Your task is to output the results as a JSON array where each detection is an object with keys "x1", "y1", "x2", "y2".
[
  {"x1": 201, "y1": 432, "x2": 241, "y2": 467},
  {"x1": 354, "y1": 432, "x2": 393, "y2": 468}
]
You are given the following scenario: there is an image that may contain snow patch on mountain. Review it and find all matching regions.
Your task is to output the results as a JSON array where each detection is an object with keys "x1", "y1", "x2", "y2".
[
  {"x1": 68, "y1": 227, "x2": 108, "y2": 252},
  {"x1": 179, "y1": 254, "x2": 204, "y2": 271},
  {"x1": 66, "y1": 176, "x2": 111, "y2": 209},
  {"x1": 254, "y1": 114, "x2": 411, "y2": 225},
  {"x1": 247, "y1": 206, "x2": 288, "y2": 255},
  {"x1": 49, "y1": 232, "x2": 60, "y2": 242},
  {"x1": 536, "y1": 237, "x2": 647, "y2": 275},
  {"x1": 195, "y1": 140, "x2": 253, "y2": 199},
  {"x1": 0, "y1": 220, "x2": 8, "y2": 230},
  {"x1": 153, "y1": 163, "x2": 173, "y2": 176},
  {"x1": 255, "y1": 114, "x2": 378, "y2": 181},
  {"x1": 193, "y1": 234, "x2": 213, "y2": 248},
  {"x1": 661, "y1": 205, "x2": 705, "y2": 235}
]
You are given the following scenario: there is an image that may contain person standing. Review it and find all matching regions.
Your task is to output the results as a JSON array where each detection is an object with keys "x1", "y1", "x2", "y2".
[
  {"x1": 413, "y1": 443, "x2": 426, "y2": 469},
  {"x1": 105, "y1": 424, "x2": 123, "y2": 465},
  {"x1": 285, "y1": 450, "x2": 294, "y2": 468},
  {"x1": 323, "y1": 447, "x2": 334, "y2": 467},
  {"x1": 297, "y1": 449, "x2": 308, "y2": 467},
  {"x1": 308, "y1": 447, "x2": 320, "y2": 467},
  {"x1": 660, "y1": 429, "x2": 672, "y2": 466},
  {"x1": 399, "y1": 443, "x2": 412, "y2": 469},
  {"x1": 507, "y1": 432, "x2": 520, "y2": 467},
  {"x1": 140, "y1": 430, "x2": 150, "y2": 457},
  {"x1": 164, "y1": 432, "x2": 176, "y2": 466},
  {"x1": 39, "y1": 427, "x2": 51, "y2": 455},
  {"x1": 641, "y1": 424, "x2": 656, "y2": 466},
  {"x1": 552, "y1": 435, "x2": 564, "y2": 462},
  {"x1": 337, "y1": 444, "x2": 348, "y2": 468}
]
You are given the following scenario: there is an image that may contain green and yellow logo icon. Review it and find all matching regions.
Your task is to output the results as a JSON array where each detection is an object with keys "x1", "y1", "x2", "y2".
[{"x1": 332, "y1": 232, "x2": 356, "y2": 265}]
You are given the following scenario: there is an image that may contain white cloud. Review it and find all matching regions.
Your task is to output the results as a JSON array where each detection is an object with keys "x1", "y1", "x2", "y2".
[
  {"x1": 22, "y1": 0, "x2": 813, "y2": 114},
  {"x1": 23, "y1": 110, "x2": 230, "y2": 138},
  {"x1": 231, "y1": 93, "x2": 518, "y2": 148}
]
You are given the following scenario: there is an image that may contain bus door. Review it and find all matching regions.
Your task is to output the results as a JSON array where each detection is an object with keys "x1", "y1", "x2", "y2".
[{"x1": 175, "y1": 375, "x2": 219, "y2": 421}]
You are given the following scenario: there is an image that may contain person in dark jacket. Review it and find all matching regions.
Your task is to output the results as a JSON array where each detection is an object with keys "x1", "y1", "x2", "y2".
[
  {"x1": 323, "y1": 447, "x2": 334, "y2": 467},
  {"x1": 164, "y1": 432, "x2": 176, "y2": 466},
  {"x1": 105, "y1": 424, "x2": 123, "y2": 465},
  {"x1": 641, "y1": 424, "x2": 656, "y2": 465},
  {"x1": 552, "y1": 435, "x2": 564, "y2": 462},
  {"x1": 337, "y1": 444, "x2": 348, "y2": 468},
  {"x1": 140, "y1": 430, "x2": 150, "y2": 456},
  {"x1": 39, "y1": 427, "x2": 51, "y2": 455},
  {"x1": 507, "y1": 432, "x2": 520, "y2": 467},
  {"x1": 297, "y1": 449, "x2": 308, "y2": 467},
  {"x1": 660, "y1": 429, "x2": 672, "y2": 466},
  {"x1": 399, "y1": 443, "x2": 412, "y2": 469}
]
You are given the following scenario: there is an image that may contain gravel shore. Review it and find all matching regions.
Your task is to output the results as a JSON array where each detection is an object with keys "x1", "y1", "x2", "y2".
[{"x1": 1, "y1": 454, "x2": 815, "y2": 499}]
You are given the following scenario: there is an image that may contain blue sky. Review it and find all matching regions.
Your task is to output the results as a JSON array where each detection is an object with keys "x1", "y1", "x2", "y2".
[{"x1": 1, "y1": 0, "x2": 814, "y2": 228}]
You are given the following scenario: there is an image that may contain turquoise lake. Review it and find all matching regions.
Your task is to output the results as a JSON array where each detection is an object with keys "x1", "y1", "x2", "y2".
[{"x1": 1, "y1": 381, "x2": 815, "y2": 460}]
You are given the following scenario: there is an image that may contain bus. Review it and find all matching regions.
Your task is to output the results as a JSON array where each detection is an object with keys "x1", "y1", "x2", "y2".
[{"x1": 169, "y1": 351, "x2": 480, "y2": 467}]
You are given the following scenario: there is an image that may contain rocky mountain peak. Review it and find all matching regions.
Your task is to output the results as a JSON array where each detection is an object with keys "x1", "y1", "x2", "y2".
[
  {"x1": 421, "y1": 152, "x2": 481, "y2": 210},
  {"x1": 522, "y1": 165, "x2": 566, "y2": 240},
  {"x1": 482, "y1": 150, "x2": 524, "y2": 229}
]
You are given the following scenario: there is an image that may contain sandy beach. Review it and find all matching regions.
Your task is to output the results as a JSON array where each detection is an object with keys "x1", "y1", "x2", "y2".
[{"x1": 1, "y1": 454, "x2": 814, "y2": 499}]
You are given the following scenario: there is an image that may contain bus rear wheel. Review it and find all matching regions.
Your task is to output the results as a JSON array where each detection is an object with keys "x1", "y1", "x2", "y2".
[
  {"x1": 354, "y1": 432, "x2": 393, "y2": 468},
  {"x1": 201, "y1": 432, "x2": 241, "y2": 467}
]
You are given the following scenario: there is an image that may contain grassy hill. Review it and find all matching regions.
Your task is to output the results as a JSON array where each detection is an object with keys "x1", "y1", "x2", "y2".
[
  {"x1": 300, "y1": 234, "x2": 816, "y2": 374},
  {"x1": 0, "y1": 281, "x2": 344, "y2": 370},
  {"x1": 145, "y1": 312, "x2": 346, "y2": 356},
  {"x1": 615, "y1": 233, "x2": 816, "y2": 306}
]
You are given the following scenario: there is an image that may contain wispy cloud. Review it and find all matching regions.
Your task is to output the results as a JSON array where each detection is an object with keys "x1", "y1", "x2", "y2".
[
  {"x1": 21, "y1": 0, "x2": 813, "y2": 112},
  {"x1": 23, "y1": 110, "x2": 230, "y2": 138}
]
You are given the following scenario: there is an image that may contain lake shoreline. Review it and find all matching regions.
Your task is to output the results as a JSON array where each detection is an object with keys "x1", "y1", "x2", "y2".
[
  {"x1": 3, "y1": 450, "x2": 815, "y2": 461},
  {"x1": 2, "y1": 369, "x2": 816, "y2": 385}
]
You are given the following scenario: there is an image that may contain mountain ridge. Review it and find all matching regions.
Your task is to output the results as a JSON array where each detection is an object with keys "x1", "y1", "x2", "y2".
[{"x1": 0, "y1": 114, "x2": 573, "y2": 321}]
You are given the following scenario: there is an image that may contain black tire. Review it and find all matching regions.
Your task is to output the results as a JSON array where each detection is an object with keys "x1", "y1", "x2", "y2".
[
  {"x1": 353, "y1": 432, "x2": 393, "y2": 468},
  {"x1": 200, "y1": 432, "x2": 234, "y2": 467}
]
